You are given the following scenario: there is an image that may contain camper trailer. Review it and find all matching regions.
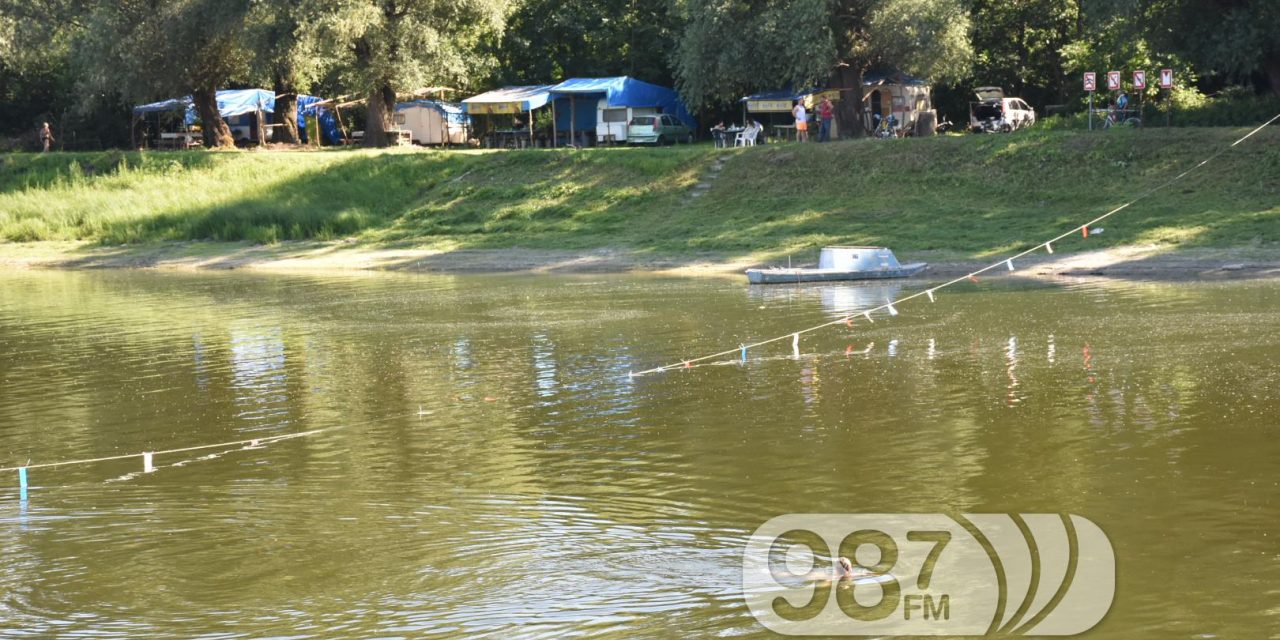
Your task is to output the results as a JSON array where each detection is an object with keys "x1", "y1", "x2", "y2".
[{"x1": 395, "y1": 100, "x2": 469, "y2": 145}]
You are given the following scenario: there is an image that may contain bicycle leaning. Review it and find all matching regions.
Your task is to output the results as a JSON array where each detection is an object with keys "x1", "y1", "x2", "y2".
[
  {"x1": 1102, "y1": 107, "x2": 1141, "y2": 129},
  {"x1": 872, "y1": 113, "x2": 899, "y2": 138}
]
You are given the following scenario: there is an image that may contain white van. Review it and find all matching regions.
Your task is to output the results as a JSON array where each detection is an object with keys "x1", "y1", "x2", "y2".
[{"x1": 969, "y1": 87, "x2": 1035, "y2": 133}]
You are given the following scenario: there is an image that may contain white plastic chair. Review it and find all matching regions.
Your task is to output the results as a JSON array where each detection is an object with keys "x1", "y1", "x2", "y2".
[{"x1": 734, "y1": 126, "x2": 758, "y2": 147}]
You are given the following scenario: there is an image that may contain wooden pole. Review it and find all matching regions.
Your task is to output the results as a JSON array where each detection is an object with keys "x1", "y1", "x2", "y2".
[
  {"x1": 570, "y1": 95, "x2": 576, "y2": 148},
  {"x1": 552, "y1": 99, "x2": 558, "y2": 148}
]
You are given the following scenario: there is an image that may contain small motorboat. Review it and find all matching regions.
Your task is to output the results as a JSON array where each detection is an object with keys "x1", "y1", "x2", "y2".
[{"x1": 746, "y1": 246, "x2": 927, "y2": 284}]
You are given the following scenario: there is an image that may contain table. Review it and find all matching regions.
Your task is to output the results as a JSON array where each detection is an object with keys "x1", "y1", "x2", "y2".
[
  {"x1": 158, "y1": 132, "x2": 202, "y2": 150},
  {"x1": 772, "y1": 124, "x2": 797, "y2": 142},
  {"x1": 716, "y1": 127, "x2": 746, "y2": 147}
]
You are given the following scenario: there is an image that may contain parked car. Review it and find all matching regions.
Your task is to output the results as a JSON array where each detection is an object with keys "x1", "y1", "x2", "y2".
[
  {"x1": 969, "y1": 87, "x2": 1035, "y2": 133},
  {"x1": 627, "y1": 114, "x2": 692, "y2": 144}
]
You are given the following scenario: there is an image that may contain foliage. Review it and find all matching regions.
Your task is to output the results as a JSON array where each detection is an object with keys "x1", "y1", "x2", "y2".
[
  {"x1": 485, "y1": 0, "x2": 679, "y2": 87},
  {"x1": 313, "y1": 0, "x2": 513, "y2": 146}
]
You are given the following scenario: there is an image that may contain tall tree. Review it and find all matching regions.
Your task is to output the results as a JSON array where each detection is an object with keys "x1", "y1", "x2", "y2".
[
  {"x1": 78, "y1": 0, "x2": 253, "y2": 148},
  {"x1": 1142, "y1": 0, "x2": 1280, "y2": 95},
  {"x1": 485, "y1": 0, "x2": 678, "y2": 86},
  {"x1": 248, "y1": 1, "x2": 327, "y2": 144},
  {"x1": 672, "y1": 0, "x2": 973, "y2": 136},
  {"x1": 321, "y1": 0, "x2": 512, "y2": 148}
]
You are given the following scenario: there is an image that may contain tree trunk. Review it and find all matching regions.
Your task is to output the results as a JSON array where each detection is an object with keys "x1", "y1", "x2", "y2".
[
  {"x1": 192, "y1": 86, "x2": 235, "y2": 148},
  {"x1": 363, "y1": 84, "x2": 397, "y2": 148},
  {"x1": 830, "y1": 65, "x2": 866, "y2": 138},
  {"x1": 273, "y1": 80, "x2": 301, "y2": 144}
]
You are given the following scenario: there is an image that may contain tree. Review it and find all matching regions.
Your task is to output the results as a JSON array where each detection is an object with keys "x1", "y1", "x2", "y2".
[
  {"x1": 967, "y1": 0, "x2": 1080, "y2": 107},
  {"x1": 320, "y1": 0, "x2": 513, "y2": 148},
  {"x1": 672, "y1": 0, "x2": 972, "y2": 137},
  {"x1": 484, "y1": 0, "x2": 679, "y2": 86},
  {"x1": 247, "y1": 1, "x2": 328, "y2": 144},
  {"x1": 77, "y1": 0, "x2": 254, "y2": 148},
  {"x1": 1142, "y1": 0, "x2": 1280, "y2": 95}
]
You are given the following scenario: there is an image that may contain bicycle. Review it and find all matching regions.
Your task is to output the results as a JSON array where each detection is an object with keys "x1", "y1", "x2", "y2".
[
  {"x1": 1102, "y1": 107, "x2": 1140, "y2": 129},
  {"x1": 872, "y1": 113, "x2": 898, "y2": 139}
]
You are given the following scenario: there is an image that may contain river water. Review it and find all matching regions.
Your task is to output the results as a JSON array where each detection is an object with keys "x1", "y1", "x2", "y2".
[{"x1": 0, "y1": 269, "x2": 1276, "y2": 638}]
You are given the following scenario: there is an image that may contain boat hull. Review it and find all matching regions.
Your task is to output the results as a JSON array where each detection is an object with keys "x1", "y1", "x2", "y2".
[{"x1": 746, "y1": 263, "x2": 928, "y2": 284}]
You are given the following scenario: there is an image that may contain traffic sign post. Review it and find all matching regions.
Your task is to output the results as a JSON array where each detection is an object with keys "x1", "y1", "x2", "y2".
[
  {"x1": 1159, "y1": 69, "x2": 1173, "y2": 89},
  {"x1": 1132, "y1": 71, "x2": 1146, "y2": 128},
  {"x1": 1107, "y1": 71, "x2": 1121, "y2": 91},
  {"x1": 1160, "y1": 68, "x2": 1174, "y2": 127},
  {"x1": 1085, "y1": 72, "x2": 1097, "y2": 130}
]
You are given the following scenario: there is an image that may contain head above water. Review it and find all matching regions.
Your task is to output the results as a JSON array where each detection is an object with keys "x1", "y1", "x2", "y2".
[{"x1": 838, "y1": 557, "x2": 853, "y2": 575}]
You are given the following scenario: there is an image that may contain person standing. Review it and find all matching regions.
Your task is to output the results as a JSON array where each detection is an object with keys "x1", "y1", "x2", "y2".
[
  {"x1": 817, "y1": 97, "x2": 834, "y2": 142},
  {"x1": 39, "y1": 122, "x2": 54, "y2": 152},
  {"x1": 792, "y1": 100, "x2": 808, "y2": 142}
]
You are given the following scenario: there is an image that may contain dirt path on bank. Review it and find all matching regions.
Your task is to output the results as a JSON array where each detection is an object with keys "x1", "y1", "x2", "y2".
[{"x1": 2, "y1": 241, "x2": 1278, "y2": 281}]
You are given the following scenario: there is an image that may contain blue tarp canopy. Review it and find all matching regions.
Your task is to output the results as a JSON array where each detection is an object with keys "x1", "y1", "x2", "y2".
[
  {"x1": 395, "y1": 100, "x2": 470, "y2": 124},
  {"x1": 133, "y1": 88, "x2": 275, "y2": 120},
  {"x1": 133, "y1": 89, "x2": 337, "y2": 143},
  {"x1": 461, "y1": 86, "x2": 554, "y2": 114},
  {"x1": 549, "y1": 76, "x2": 695, "y2": 130},
  {"x1": 297, "y1": 95, "x2": 342, "y2": 145}
]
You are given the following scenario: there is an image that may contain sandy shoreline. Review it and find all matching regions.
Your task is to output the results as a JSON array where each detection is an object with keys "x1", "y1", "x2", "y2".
[{"x1": 2, "y1": 240, "x2": 1278, "y2": 281}]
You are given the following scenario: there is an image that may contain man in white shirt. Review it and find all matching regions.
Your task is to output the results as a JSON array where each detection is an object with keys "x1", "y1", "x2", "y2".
[{"x1": 792, "y1": 100, "x2": 809, "y2": 142}]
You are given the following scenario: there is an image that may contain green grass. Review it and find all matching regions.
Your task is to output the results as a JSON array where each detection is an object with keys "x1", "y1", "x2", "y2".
[{"x1": 1, "y1": 127, "x2": 1277, "y2": 261}]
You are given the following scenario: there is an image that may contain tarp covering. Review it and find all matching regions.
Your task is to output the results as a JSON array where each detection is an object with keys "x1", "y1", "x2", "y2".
[
  {"x1": 395, "y1": 100, "x2": 470, "y2": 124},
  {"x1": 134, "y1": 89, "x2": 336, "y2": 143},
  {"x1": 133, "y1": 89, "x2": 275, "y2": 119},
  {"x1": 131, "y1": 97, "x2": 191, "y2": 114},
  {"x1": 461, "y1": 86, "x2": 554, "y2": 114},
  {"x1": 298, "y1": 95, "x2": 342, "y2": 144},
  {"x1": 549, "y1": 77, "x2": 695, "y2": 130},
  {"x1": 551, "y1": 95, "x2": 600, "y2": 132},
  {"x1": 213, "y1": 89, "x2": 276, "y2": 117}
]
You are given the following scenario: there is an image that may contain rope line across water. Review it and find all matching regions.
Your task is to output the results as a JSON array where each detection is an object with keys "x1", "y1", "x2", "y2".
[
  {"x1": 629, "y1": 114, "x2": 1280, "y2": 378},
  {"x1": 0, "y1": 428, "x2": 336, "y2": 473},
  {"x1": 1, "y1": 407, "x2": 451, "y2": 475}
]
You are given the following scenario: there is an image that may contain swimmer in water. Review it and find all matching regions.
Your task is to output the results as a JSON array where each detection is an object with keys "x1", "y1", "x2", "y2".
[{"x1": 805, "y1": 557, "x2": 857, "y2": 583}]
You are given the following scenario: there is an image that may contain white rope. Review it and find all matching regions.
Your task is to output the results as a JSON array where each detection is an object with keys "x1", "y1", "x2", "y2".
[
  {"x1": 630, "y1": 115, "x2": 1280, "y2": 378},
  {"x1": 0, "y1": 428, "x2": 336, "y2": 472}
]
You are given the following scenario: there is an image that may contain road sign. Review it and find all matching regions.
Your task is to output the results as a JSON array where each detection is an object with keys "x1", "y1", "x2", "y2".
[
  {"x1": 1084, "y1": 72, "x2": 1097, "y2": 92},
  {"x1": 1107, "y1": 71, "x2": 1121, "y2": 90},
  {"x1": 1160, "y1": 68, "x2": 1173, "y2": 89},
  {"x1": 1133, "y1": 70, "x2": 1147, "y2": 90}
]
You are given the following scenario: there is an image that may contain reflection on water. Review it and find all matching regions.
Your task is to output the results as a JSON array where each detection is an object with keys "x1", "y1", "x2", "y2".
[{"x1": 0, "y1": 270, "x2": 1277, "y2": 637}]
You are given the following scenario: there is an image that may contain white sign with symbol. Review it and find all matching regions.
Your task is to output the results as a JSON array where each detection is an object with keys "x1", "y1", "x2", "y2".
[
  {"x1": 1107, "y1": 71, "x2": 1121, "y2": 91},
  {"x1": 1084, "y1": 72, "x2": 1096, "y2": 92},
  {"x1": 1160, "y1": 68, "x2": 1173, "y2": 89},
  {"x1": 1133, "y1": 70, "x2": 1146, "y2": 90}
]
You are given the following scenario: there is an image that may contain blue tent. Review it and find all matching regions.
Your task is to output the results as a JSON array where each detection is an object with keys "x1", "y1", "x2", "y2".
[
  {"x1": 133, "y1": 89, "x2": 338, "y2": 144},
  {"x1": 549, "y1": 77, "x2": 696, "y2": 131}
]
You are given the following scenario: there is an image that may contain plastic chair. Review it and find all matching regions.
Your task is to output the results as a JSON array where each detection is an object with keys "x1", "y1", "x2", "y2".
[{"x1": 735, "y1": 127, "x2": 758, "y2": 147}]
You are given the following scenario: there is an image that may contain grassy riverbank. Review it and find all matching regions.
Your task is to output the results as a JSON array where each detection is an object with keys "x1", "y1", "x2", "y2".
[{"x1": 1, "y1": 127, "x2": 1277, "y2": 266}]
